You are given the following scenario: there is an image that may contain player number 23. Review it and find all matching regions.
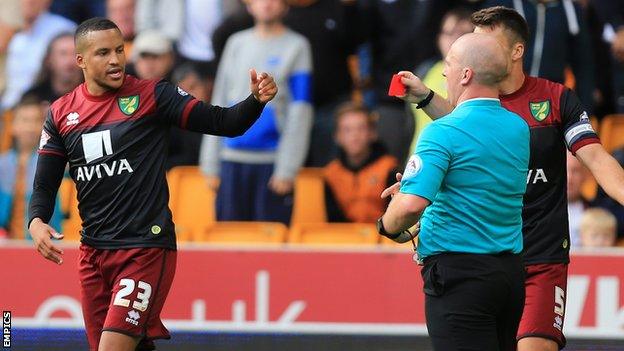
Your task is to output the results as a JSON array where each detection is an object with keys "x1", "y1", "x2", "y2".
[{"x1": 113, "y1": 278, "x2": 152, "y2": 312}]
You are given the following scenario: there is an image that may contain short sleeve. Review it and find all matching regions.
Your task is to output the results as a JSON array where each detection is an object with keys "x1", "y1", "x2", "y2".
[
  {"x1": 154, "y1": 80, "x2": 200, "y2": 129},
  {"x1": 400, "y1": 124, "x2": 451, "y2": 202},
  {"x1": 38, "y1": 109, "x2": 67, "y2": 158},
  {"x1": 560, "y1": 88, "x2": 600, "y2": 153}
]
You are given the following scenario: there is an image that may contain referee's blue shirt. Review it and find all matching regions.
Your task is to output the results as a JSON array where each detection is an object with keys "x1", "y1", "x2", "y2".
[{"x1": 401, "y1": 98, "x2": 530, "y2": 260}]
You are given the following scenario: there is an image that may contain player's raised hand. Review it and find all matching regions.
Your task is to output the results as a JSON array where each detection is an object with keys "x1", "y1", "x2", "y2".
[
  {"x1": 250, "y1": 69, "x2": 278, "y2": 104},
  {"x1": 381, "y1": 172, "x2": 403, "y2": 199},
  {"x1": 29, "y1": 218, "x2": 64, "y2": 265}
]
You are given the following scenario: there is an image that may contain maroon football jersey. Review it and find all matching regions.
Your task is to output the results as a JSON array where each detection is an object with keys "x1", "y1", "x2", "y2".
[
  {"x1": 500, "y1": 76, "x2": 599, "y2": 264},
  {"x1": 39, "y1": 75, "x2": 199, "y2": 249}
]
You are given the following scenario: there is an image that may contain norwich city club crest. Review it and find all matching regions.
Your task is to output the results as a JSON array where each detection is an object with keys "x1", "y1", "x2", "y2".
[
  {"x1": 118, "y1": 95, "x2": 140, "y2": 116},
  {"x1": 529, "y1": 100, "x2": 550, "y2": 122}
]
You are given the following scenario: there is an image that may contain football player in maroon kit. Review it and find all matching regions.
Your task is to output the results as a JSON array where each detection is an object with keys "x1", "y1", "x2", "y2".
[
  {"x1": 27, "y1": 18, "x2": 277, "y2": 351},
  {"x1": 384, "y1": 6, "x2": 624, "y2": 351}
]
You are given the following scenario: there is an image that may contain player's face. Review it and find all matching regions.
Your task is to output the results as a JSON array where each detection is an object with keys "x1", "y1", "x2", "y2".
[
  {"x1": 77, "y1": 29, "x2": 126, "y2": 92},
  {"x1": 12, "y1": 104, "x2": 45, "y2": 151},
  {"x1": 248, "y1": 0, "x2": 288, "y2": 24},
  {"x1": 335, "y1": 112, "x2": 375, "y2": 158}
]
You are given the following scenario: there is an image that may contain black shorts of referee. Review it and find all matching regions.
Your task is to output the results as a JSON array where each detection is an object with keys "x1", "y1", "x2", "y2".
[{"x1": 421, "y1": 252, "x2": 525, "y2": 351}]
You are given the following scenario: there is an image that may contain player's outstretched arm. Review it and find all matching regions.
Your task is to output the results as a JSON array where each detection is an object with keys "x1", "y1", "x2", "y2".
[
  {"x1": 162, "y1": 69, "x2": 278, "y2": 137},
  {"x1": 397, "y1": 71, "x2": 453, "y2": 120},
  {"x1": 576, "y1": 144, "x2": 624, "y2": 206},
  {"x1": 28, "y1": 154, "x2": 66, "y2": 265}
]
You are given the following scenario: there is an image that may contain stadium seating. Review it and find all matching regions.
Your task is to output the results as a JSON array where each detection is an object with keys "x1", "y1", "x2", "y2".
[
  {"x1": 60, "y1": 177, "x2": 81, "y2": 241},
  {"x1": 291, "y1": 168, "x2": 327, "y2": 224},
  {"x1": 289, "y1": 223, "x2": 378, "y2": 245},
  {"x1": 167, "y1": 166, "x2": 217, "y2": 242},
  {"x1": 599, "y1": 114, "x2": 624, "y2": 152},
  {"x1": 201, "y1": 222, "x2": 288, "y2": 244},
  {"x1": 0, "y1": 110, "x2": 13, "y2": 153}
]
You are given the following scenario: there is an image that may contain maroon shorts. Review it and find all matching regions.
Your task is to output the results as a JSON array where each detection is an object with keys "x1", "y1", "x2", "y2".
[
  {"x1": 78, "y1": 244, "x2": 177, "y2": 350},
  {"x1": 517, "y1": 263, "x2": 568, "y2": 349}
]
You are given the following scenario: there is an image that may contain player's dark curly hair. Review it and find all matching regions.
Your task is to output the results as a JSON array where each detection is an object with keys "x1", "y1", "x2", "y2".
[
  {"x1": 471, "y1": 6, "x2": 530, "y2": 45},
  {"x1": 74, "y1": 17, "x2": 120, "y2": 45}
]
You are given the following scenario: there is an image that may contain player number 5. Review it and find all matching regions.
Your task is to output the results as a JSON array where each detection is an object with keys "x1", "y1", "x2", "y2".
[
  {"x1": 113, "y1": 278, "x2": 152, "y2": 312},
  {"x1": 554, "y1": 286, "x2": 565, "y2": 317}
]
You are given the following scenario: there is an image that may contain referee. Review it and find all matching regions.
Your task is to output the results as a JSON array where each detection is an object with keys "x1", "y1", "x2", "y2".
[{"x1": 377, "y1": 33, "x2": 529, "y2": 351}]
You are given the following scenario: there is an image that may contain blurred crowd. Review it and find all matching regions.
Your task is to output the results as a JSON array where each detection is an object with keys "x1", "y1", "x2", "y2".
[{"x1": 1, "y1": 0, "x2": 623, "y2": 248}]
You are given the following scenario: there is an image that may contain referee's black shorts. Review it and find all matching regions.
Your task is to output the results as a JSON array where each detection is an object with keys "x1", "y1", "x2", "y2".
[{"x1": 421, "y1": 252, "x2": 525, "y2": 351}]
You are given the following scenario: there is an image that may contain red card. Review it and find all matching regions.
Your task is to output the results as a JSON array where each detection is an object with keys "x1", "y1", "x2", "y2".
[{"x1": 388, "y1": 74, "x2": 406, "y2": 97}]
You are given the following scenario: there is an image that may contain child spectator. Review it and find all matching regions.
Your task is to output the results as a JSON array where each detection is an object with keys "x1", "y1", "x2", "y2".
[
  {"x1": 0, "y1": 96, "x2": 62, "y2": 239},
  {"x1": 323, "y1": 103, "x2": 397, "y2": 223},
  {"x1": 579, "y1": 208, "x2": 617, "y2": 247},
  {"x1": 200, "y1": 0, "x2": 313, "y2": 224}
]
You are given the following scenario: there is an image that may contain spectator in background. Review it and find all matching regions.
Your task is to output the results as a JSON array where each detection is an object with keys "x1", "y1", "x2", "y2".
[
  {"x1": 106, "y1": 0, "x2": 135, "y2": 55},
  {"x1": 593, "y1": 147, "x2": 624, "y2": 240},
  {"x1": 212, "y1": 8, "x2": 254, "y2": 66},
  {"x1": 166, "y1": 64, "x2": 207, "y2": 170},
  {"x1": 284, "y1": 0, "x2": 361, "y2": 167},
  {"x1": 567, "y1": 152, "x2": 590, "y2": 247},
  {"x1": 22, "y1": 32, "x2": 82, "y2": 104},
  {"x1": 177, "y1": 0, "x2": 224, "y2": 79},
  {"x1": 1, "y1": 0, "x2": 76, "y2": 110},
  {"x1": 323, "y1": 103, "x2": 397, "y2": 223},
  {"x1": 127, "y1": 30, "x2": 175, "y2": 81},
  {"x1": 410, "y1": 7, "x2": 474, "y2": 151},
  {"x1": 593, "y1": 0, "x2": 624, "y2": 113},
  {"x1": 200, "y1": 0, "x2": 313, "y2": 224},
  {"x1": 579, "y1": 208, "x2": 617, "y2": 247},
  {"x1": 483, "y1": 0, "x2": 595, "y2": 111},
  {"x1": 0, "y1": 96, "x2": 62, "y2": 239},
  {"x1": 357, "y1": 0, "x2": 457, "y2": 164},
  {"x1": 50, "y1": 0, "x2": 105, "y2": 24},
  {"x1": 135, "y1": 0, "x2": 184, "y2": 41},
  {"x1": 0, "y1": 0, "x2": 24, "y2": 97}
]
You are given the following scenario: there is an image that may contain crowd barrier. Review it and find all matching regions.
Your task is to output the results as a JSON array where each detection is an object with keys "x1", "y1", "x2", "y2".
[{"x1": 1, "y1": 242, "x2": 623, "y2": 339}]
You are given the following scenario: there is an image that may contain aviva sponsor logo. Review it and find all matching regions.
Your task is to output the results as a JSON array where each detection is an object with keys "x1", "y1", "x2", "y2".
[{"x1": 77, "y1": 130, "x2": 133, "y2": 181}]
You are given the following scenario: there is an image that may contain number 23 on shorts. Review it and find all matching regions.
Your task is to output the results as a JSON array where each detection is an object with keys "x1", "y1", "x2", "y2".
[{"x1": 113, "y1": 278, "x2": 153, "y2": 312}]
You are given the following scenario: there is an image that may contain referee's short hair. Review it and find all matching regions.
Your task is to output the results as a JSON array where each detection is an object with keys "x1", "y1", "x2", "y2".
[
  {"x1": 74, "y1": 17, "x2": 121, "y2": 50},
  {"x1": 471, "y1": 6, "x2": 530, "y2": 45}
]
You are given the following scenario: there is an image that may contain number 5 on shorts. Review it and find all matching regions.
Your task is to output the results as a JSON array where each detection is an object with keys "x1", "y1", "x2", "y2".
[
  {"x1": 113, "y1": 278, "x2": 153, "y2": 312},
  {"x1": 554, "y1": 286, "x2": 565, "y2": 316}
]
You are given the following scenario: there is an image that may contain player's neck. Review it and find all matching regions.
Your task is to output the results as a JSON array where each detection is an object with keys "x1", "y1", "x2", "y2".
[
  {"x1": 254, "y1": 22, "x2": 286, "y2": 37},
  {"x1": 85, "y1": 79, "x2": 116, "y2": 97},
  {"x1": 499, "y1": 64, "x2": 525, "y2": 96}
]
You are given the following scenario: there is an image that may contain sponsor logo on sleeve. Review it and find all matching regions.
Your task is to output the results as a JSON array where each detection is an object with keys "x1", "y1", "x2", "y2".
[
  {"x1": 403, "y1": 154, "x2": 423, "y2": 181},
  {"x1": 39, "y1": 130, "x2": 51, "y2": 150},
  {"x1": 176, "y1": 86, "x2": 189, "y2": 96},
  {"x1": 66, "y1": 112, "x2": 80, "y2": 126}
]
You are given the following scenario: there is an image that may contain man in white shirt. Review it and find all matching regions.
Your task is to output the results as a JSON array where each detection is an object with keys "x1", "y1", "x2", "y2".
[{"x1": 1, "y1": 0, "x2": 76, "y2": 110}]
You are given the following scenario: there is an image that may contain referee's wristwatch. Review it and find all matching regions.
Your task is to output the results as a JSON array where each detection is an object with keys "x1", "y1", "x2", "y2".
[{"x1": 376, "y1": 216, "x2": 401, "y2": 239}]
